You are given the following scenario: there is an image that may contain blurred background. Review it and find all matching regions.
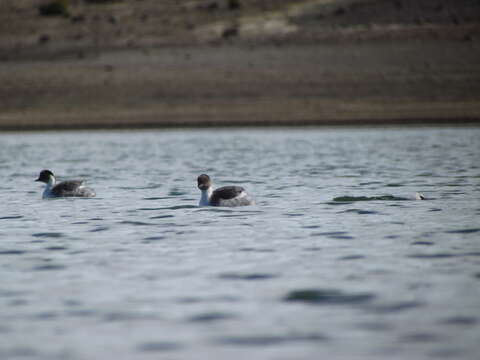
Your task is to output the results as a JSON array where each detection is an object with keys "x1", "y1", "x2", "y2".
[{"x1": 0, "y1": 0, "x2": 479, "y2": 129}]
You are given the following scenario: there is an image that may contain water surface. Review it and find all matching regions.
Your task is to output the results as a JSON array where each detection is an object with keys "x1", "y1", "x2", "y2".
[{"x1": 0, "y1": 127, "x2": 479, "y2": 359}]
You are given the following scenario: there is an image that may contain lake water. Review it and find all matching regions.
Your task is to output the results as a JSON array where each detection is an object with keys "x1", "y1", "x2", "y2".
[{"x1": 0, "y1": 127, "x2": 479, "y2": 360}]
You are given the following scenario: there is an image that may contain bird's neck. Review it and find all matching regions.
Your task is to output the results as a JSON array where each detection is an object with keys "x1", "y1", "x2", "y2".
[
  {"x1": 43, "y1": 175, "x2": 56, "y2": 198},
  {"x1": 199, "y1": 187, "x2": 213, "y2": 206}
]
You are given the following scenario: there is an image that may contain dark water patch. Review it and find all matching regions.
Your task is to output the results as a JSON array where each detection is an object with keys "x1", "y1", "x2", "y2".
[
  {"x1": 386, "y1": 183, "x2": 403, "y2": 187},
  {"x1": 0, "y1": 289, "x2": 29, "y2": 298},
  {"x1": 428, "y1": 348, "x2": 466, "y2": 358},
  {"x1": 283, "y1": 213, "x2": 304, "y2": 217},
  {"x1": 90, "y1": 226, "x2": 109, "y2": 232},
  {"x1": 411, "y1": 241, "x2": 435, "y2": 246},
  {"x1": 0, "y1": 249, "x2": 26, "y2": 255},
  {"x1": 0, "y1": 347, "x2": 38, "y2": 357},
  {"x1": 32, "y1": 232, "x2": 64, "y2": 238},
  {"x1": 329, "y1": 235, "x2": 354, "y2": 240},
  {"x1": 218, "y1": 272, "x2": 278, "y2": 281},
  {"x1": 158, "y1": 222, "x2": 188, "y2": 228},
  {"x1": 312, "y1": 231, "x2": 347, "y2": 237},
  {"x1": 32, "y1": 263, "x2": 66, "y2": 271},
  {"x1": 445, "y1": 228, "x2": 480, "y2": 234},
  {"x1": 338, "y1": 255, "x2": 365, "y2": 261},
  {"x1": 219, "y1": 214, "x2": 251, "y2": 218},
  {"x1": 359, "y1": 181, "x2": 383, "y2": 186},
  {"x1": 384, "y1": 235, "x2": 400, "y2": 239},
  {"x1": 0, "y1": 216, "x2": 23, "y2": 220},
  {"x1": 441, "y1": 316, "x2": 477, "y2": 326},
  {"x1": 150, "y1": 215, "x2": 174, "y2": 219},
  {"x1": 238, "y1": 247, "x2": 275, "y2": 253},
  {"x1": 284, "y1": 289, "x2": 375, "y2": 305},
  {"x1": 400, "y1": 332, "x2": 442, "y2": 343},
  {"x1": 214, "y1": 333, "x2": 326, "y2": 346},
  {"x1": 136, "y1": 341, "x2": 183, "y2": 352},
  {"x1": 152, "y1": 205, "x2": 198, "y2": 210},
  {"x1": 142, "y1": 236, "x2": 166, "y2": 242},
  {"x1": 408, "y1": 252, "x2": 480, "y2": 259},
  {"x1": 143, "y1": 197, "x2": 175, "y2": 201},
  {"x1": 367, "y1": 301, "x2": 423, "y2": 314},
  {"x1": 45, "y1": 246, "x2": 68, "y2": 251},
  {"x1": 137, "y1": 184, "x2": 163, "y2": 190},
  {"x1": 176, "y1": 295, "x2": 240, "y2": 304},
  {"x1": 387, "y1": 204, "x2": 407, "y2": 208},
  {"x1": 302, "y1": 225, "x2": 321, "y2": 229},
  {"x1": 408, "y1": 253, "x2": 455, "y2": 259},
  {"x1": 103, "y1": 311, "x2": 161, "y2": 322},
  {"x1": 168, "y1": 189, "x2": 186, "y2": 196},
  {"x1": 67, "y1": 249, "x2": 88, "y2": 255},
  {"x1": 65, "y1": 309, "x2": 97, "y2": 317},
  {"x1": 188, "y1": 312, "x2": 235, "y2": 323},
  {"x1": 88, "y1": 217, "x2": 104, "y2": 221},
  {"x1": 332, "y1": 195, "x2": 408, "y2": 202},
  {"x1": 429, "y1": 208, "x2": 442, "y2": 212},
  {"x1": 63, "y1": 299, "x2": 82, "y2": 307},
  {"x1": 304, "y1": 247, "x2": 322, "y2": 251},
  {"x1": 197, "y1": 208, "x2": 233, "y2": 213},
  {"x1": 339, "y1": 209, "x2": 378, "y2": 215},
  {"x1": 32, "y1": 311, "x2": 58, "y2": 320},
  {"x1": 356, "y1": 321, "x2": 394, "y2": 332},
  {"x1": 416, "y1": 172, "x2": 435, "y2": 177},
  {"x1": 119, "y1": 220, "x2": 155, "y2": 226},
  {"x1": 311, "y1": 231, "x2": 354, "y2": 240},
  {"x1": 8, "y1": 299, "x2": 28, "y2": 307},
  {"x1": 419, "y1": 232, "x2": 434, "y2": 239},
  {"x1": 71, "y1": 221, "x2": 88, "y2": 224},
  {"x1": 474, "y1": 272, "x2": 480, "y2": 279},
  {"x1": 175, "y1": 230, "x2": 196, "y2": 235}
]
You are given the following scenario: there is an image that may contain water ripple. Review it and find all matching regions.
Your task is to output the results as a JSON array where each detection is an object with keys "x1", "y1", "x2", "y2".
[
  {"x1": 136, "y1": 341, "x2": 183, "y2": 352},
  {"x1": 218, "y1": 273, "x2": 278, "y2": 281},
  {"x1": 284, "y1": 289, "x2": 375, "y2": 305},
  {"x1": 332, "y1": 195, "x2": 409, "y2": 202},
  {"x1": 445, "y1": 228, "x2": 480, "y2": 234},
  {"x1": 32, "y1": 232, "x2": 64, "y2": 238},
  {"x1": 213, "y1": 333, "x2": 326, "y2": 346},
  {"x1": 0, "y1": 250, "x2": 26, "y2": 255},
  {"x1": 408, "y1": 252, "x2": 480, "y2": 259},
  {"x1": 367, "y1": 301, "x2": 423, "y2": 314},
  {"x1": 339, "y1": 209, "x2": 379, "y2": 215},
  {"x1": 0, "y1": 216, "x2": 23, "y2": 220},
  {"x1": 188, "y1": 312, "x2": 235, "y2": 323},
  {"x1": 119, "y1": 221, "x2": 155, "y2": 226}
]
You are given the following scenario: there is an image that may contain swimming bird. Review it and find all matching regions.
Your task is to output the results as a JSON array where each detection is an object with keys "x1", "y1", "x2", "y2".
[
  {"x1": 415, "y1": 192, "x2": 426, "y2": 200},
  {"x1": 197, "y1": 174, "x2": 255, "y2": 207},
  {"x1": 35, "y1": 169, "x2": 96, "y2": 198}
]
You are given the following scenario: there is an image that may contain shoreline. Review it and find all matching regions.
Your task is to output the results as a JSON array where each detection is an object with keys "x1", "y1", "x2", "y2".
[
  {"x1": 1, "y1": 116, "x2": 479, "y2": 132},
  {"x1": 1, "y1": 41, "x2": 479, "y2": 130}
]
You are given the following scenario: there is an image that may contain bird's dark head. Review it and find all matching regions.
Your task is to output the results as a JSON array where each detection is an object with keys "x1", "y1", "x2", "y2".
[
  {"x1": 35, "y1": 169, "x2": 55, "y2": 184},
  {"x1": 197, "y1": 174, "x2": 212, "y2": 191}
]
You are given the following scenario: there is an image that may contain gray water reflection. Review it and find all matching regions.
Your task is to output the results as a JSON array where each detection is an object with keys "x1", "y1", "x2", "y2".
[{"x1": 0, "y1": 127, "x2": 479, "y2": 360}]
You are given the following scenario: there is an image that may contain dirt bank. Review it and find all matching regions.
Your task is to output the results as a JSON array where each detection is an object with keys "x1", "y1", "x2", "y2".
[{"x1": 1, "y1": 0, "x2": 479, "y2": 129}]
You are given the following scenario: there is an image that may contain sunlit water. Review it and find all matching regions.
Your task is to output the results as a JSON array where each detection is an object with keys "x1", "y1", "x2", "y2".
[{"x1": 0, "y1": 127, "x2": 479, "y2": 360}]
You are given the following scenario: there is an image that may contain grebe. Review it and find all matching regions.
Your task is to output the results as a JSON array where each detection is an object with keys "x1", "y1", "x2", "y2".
[
  {"x1": 197, "y1": 174, "x2": 254, "y2": 207},
  {"x1": 35, "y1": 169, "x2": 96, "y2": 198}
]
